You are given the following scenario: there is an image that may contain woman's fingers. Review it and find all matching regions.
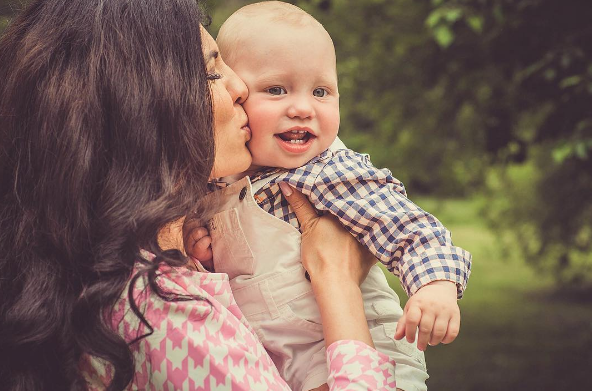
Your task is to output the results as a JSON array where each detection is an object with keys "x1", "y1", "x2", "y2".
[
  {"x1": 279, "y1": 182, "x2": 318, "y2": 230},
  {"x1": 279, "y1": 182, "x2": 375, "y2": 285}
]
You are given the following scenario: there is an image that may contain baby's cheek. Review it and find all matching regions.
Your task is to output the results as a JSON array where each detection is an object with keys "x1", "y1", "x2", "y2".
[
  {"x1": 243, "y1": 101, "x2": 274, "y2": 134},
  {"x1": 328, "y1": 114, "x2": 340, "y2": 137},
  {"x1": 321, "y1": 107, "x2": 341, "y2": 146}
]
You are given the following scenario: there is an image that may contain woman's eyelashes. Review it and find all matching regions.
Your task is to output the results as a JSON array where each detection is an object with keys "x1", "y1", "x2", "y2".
[{"x1": 206, "y1": 71, "x2": 222, "y2": 81}]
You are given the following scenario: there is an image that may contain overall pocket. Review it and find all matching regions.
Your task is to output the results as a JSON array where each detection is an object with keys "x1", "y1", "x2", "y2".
[
  {"x1": 279, "y1": 289, "x2": 325, "y2": 335},
  {"x1": 209, "y1": 208, "x2": 255, "y2": 280}
]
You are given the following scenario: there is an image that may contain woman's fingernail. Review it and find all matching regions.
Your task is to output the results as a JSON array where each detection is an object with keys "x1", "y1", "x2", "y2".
[{"x1": 278, "y1": 182, "x2": 293, "y2": 196}]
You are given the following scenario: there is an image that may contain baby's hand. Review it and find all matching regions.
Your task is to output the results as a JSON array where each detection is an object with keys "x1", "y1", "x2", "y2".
[
  {"x1": 394, "y1": 280, "x2": 460, "y2": 351},
  {"x1": 184, "y1": 222, "x2": 213, "y2": 271}
]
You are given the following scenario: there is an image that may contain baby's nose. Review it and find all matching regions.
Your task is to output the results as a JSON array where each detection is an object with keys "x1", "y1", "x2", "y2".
[{"x1": 287, "y1": 96, "x2": 315, "y2": 119}]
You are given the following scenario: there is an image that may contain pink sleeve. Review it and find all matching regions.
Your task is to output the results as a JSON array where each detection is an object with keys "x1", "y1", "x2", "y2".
[
  {"x1": 130, "y1": 287, "x2": 291, "y2": 390},
  {"x1": 326, "y1": 340, "x2": 397, "y2": 390}
]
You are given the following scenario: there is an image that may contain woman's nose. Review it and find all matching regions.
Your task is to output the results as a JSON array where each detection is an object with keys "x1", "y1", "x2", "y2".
[
  {"x1": 287, "y1": 95, "x2": 315, "y2": 119},
  {"x1": 225, "y1": 65, "x2": 248, "y2": 104}
]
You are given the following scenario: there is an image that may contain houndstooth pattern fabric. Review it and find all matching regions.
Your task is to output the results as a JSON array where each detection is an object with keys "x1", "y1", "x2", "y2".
[
  {"x1": 250, "y1": 148, "x2": 471, "y2": 298},
  {"x1": 327, "y1": 340, "x2": 397, "y2": 391},
  {"x1": 80, "y1": 262, "x2": 396, "y2": 390}
]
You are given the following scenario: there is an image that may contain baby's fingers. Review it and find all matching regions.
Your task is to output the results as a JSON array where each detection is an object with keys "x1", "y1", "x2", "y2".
[
  {"x1": 428, "y1": 316, "x2": 449, "y2": 347},
  {"x1": 441, "y1": 311, "x2": 461, "y2": 344},
  {"x1": 394, "y1": 314, "x2": 407, "y2": 340},
  {"x1": 185, "y1": 227, "x2": 212, "y2": 261},
  {"x1": 192, "y1": 235, "x2": 213, "y2": 262},
  {"x1": 416, "y1": 312, "x2": 435, "y2": 351},
  {"x1": 404, "y1": 306, "x2": 422, "y2": 344}
]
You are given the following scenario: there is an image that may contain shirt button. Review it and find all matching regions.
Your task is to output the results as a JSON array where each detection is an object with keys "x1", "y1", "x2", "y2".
[{"x1": 239, "y1": 187, "x2": 247, "y2": 201}]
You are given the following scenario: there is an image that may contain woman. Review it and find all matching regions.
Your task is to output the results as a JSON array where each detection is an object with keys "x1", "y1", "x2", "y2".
[{"x1": 0, "y1": 1, "x2": 395, "y2": 390}]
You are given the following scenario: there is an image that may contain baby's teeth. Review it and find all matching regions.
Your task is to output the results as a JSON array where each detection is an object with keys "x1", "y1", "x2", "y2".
[{"x1": 289, "y1": 139, "x2": 305, "y2": 144}]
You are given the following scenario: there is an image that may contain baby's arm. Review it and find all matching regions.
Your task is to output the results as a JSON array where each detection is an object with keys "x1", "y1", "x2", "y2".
[{"x1": 285, "y1": 149, "x2": 471, "y2": 349}]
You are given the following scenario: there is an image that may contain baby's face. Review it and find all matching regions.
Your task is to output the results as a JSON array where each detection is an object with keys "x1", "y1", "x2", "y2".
[{"x1": 228, "y1": 23, "x2": 340, "y2": 170}]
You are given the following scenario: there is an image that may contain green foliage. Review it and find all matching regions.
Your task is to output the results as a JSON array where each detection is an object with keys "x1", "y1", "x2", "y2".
[
  {"x1": 0, "y1": 15, "x2": 9, "y2": 31},
  {"x1": 432, "y1": 0, "x2": 592, "y2": 286},
  {"x1": 485, "y1": 146, "x2": 592, "y2": 287},
  {"x1": 425, "y1": 5, "x2": 473, "y2": 47}
]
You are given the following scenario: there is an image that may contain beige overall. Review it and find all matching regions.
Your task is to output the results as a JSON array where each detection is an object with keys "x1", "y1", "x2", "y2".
[{"x1": 206, "y1": 173, "x2": 428, "y2": 391}]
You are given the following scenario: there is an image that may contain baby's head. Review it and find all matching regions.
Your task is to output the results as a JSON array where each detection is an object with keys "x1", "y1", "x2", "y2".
[{"x1": 217, "y1": 1, "x2": 339, "y2": 170}]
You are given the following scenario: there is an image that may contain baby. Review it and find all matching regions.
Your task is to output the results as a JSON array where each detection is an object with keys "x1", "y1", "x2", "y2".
[{"x1": 197, "y1": 2, "x2": 472, "y2": 391}]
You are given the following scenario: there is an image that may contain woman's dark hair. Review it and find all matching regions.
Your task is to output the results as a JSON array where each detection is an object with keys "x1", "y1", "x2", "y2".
[{"x1": 0, "y1": 0, "x2": 214, "y2": 389}]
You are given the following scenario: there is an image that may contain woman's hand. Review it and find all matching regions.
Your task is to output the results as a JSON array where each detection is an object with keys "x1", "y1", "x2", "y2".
[
  {"x1": 278, "y1": 182, "x2": 375, "y2": 285},
  {"x1": 279, "y1": 182, "x2": 376, "y2": 348}
]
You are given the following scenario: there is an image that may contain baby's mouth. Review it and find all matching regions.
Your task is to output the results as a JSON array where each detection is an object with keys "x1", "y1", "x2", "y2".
[{"x1": 276, "y1": 130, "x2": 314, "y2": 144}]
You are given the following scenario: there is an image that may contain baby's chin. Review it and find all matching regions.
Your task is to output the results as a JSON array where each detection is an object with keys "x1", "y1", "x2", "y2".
[{"x1": 250, "y1": 156, "x2": 312, "y2": 171}]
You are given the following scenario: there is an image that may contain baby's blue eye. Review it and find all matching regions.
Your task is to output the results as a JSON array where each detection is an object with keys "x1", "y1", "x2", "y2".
[
  {"x1": 313, "y1": 88, "x2": 328, "y2": 98},
  {"x1": 267, "y1": 87, "x2": 287, "y2": 95}
]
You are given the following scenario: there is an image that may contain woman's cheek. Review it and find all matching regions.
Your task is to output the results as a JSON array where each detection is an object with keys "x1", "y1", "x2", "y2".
[{"x1": 212, "y1": 85, "x2": 234, "y2": 128}]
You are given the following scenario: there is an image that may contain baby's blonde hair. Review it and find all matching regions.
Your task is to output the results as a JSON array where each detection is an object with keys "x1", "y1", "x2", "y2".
[{"x1": 217, "y1": 1, "x2": 329, "y2": 66}]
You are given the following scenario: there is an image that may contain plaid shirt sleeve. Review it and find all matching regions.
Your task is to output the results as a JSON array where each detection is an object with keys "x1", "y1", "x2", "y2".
[{"x1": 284, "y1": 149, "x2": 471, "y2": 298}]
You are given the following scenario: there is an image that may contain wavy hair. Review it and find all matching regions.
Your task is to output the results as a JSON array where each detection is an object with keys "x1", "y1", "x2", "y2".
[{"x1": 0, "y1": 0, "x2": 214, "y2": 389}]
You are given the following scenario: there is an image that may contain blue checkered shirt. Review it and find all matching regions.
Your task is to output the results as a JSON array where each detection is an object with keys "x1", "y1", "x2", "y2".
[{"x1": 247, "y1": 148, "x2": 471, "y2": 298}]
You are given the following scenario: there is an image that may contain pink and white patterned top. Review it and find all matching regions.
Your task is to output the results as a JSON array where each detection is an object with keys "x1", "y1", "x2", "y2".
[{"x1": 81, "y1": 263, "x2": 396, "y2": 390}]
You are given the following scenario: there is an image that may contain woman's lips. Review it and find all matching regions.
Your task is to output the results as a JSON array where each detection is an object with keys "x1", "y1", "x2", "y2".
[{"x1": 241, "y1": 124, "x2": 251, "y2": 141}]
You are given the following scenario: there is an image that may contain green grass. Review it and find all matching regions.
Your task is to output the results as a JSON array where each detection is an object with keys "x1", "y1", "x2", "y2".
[{"x1": 381, "y1": 197, "x2": 592, "y2": 391}]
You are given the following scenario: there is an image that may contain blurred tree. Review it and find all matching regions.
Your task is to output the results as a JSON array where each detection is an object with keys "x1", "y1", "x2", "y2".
[{"x1": 426, "y1": 0, "x2": 592, "y2": 287}]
